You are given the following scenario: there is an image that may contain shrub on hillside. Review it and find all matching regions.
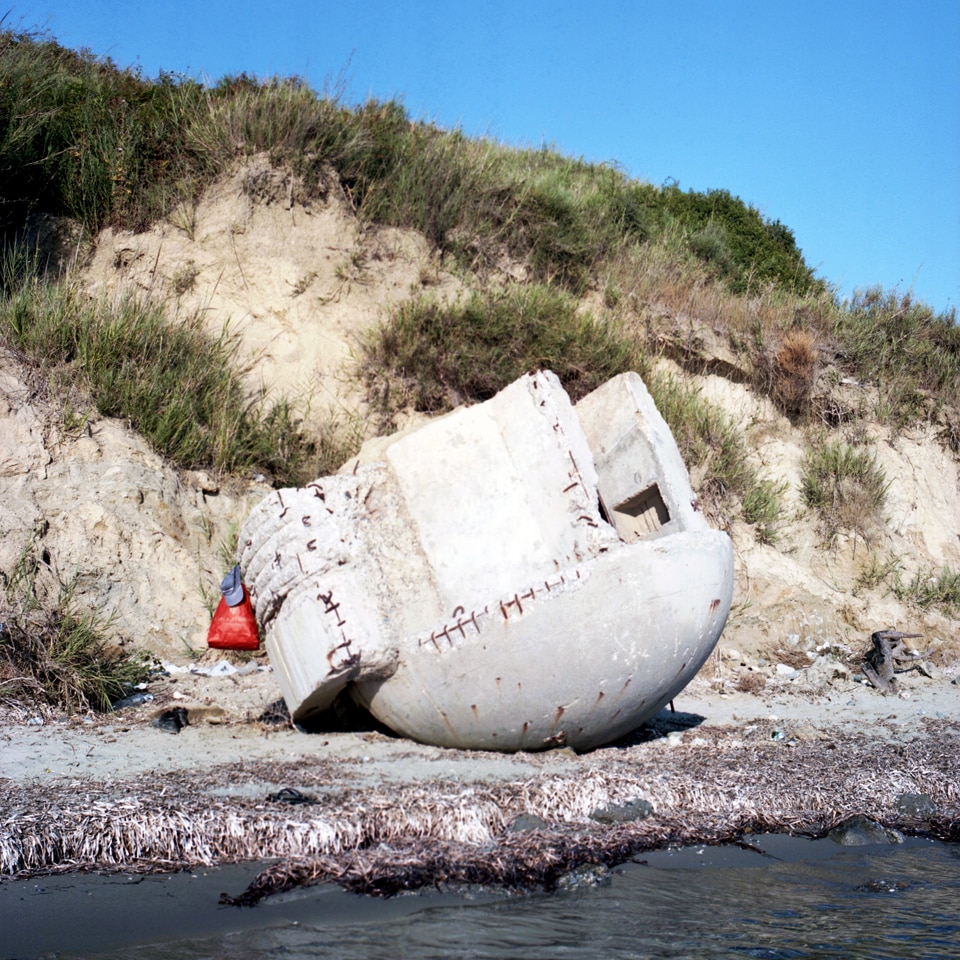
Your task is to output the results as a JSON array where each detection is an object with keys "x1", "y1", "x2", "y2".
[
  {"x1": 834, "y1": 287, "x2": 960, "y2": 427},
  {"x1": 800, "y1": 439, "x2": 888, "y2": 545},
  {"x1": 0, "y1": 544, "x2": 151, "y2": 713},
  {"x1": 363, "y1": 283, "x2": 638, "y2": 415},
  {"x1": 0, "y1": 257, "x2": 315, "y2": 482}
]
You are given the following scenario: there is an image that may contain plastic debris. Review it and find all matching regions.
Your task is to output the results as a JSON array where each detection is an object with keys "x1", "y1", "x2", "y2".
[
  {"x1": 111, "y1": 692, "x2": 155, "y2": 710},
  {"x1": 206, "y1": 564, "x2": 260, "y2": 651},
  {"x1": 189, "y1": 660, "x2": 237, "y2": 677},
  {"x1": 153, "y1": 707, "x2": 189, "y2": 734}
]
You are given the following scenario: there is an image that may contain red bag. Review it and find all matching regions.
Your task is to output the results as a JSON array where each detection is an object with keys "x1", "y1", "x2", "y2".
[{"x1": 207, "y1": 566, "x2": 260, "y2": 650}]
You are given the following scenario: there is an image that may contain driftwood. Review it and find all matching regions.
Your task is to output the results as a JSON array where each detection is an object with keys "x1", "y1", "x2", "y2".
[{"x1": 862, "y1": 629, "x2": 926, "y2": 694}]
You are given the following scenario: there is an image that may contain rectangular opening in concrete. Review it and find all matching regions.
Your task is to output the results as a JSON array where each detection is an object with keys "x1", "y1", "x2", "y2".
[{"x1": 612, "y1": 484, "x2": 670, "y2": 541}]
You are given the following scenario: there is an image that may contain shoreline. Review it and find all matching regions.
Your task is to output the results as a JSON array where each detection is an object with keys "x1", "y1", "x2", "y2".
[
  {"x1": 4, "y1": 835, "x2": 952, "y2": 958},
  {"x1": 3, "y1": 664, "x2": 959, "y2": 903}
]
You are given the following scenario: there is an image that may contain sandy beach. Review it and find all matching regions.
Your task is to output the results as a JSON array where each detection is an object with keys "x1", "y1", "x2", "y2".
[{"x1": 3, "y1": 653, "x2": 958, "y2": 909}]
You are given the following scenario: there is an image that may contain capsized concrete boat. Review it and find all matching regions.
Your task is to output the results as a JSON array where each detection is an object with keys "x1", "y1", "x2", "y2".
[{"x1": 239, "y1": 370, "x2": 734, "y2": 751}]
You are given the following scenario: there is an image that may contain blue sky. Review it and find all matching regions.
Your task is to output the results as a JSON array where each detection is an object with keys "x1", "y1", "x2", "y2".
[{"x1": 9, "y1": 0, "x2": 959, "y2": 312}]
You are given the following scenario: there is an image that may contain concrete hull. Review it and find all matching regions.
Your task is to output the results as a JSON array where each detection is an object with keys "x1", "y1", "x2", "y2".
[
  {"x1": 354, "y1": 529, "x2": 733, "y2": 751},
  {"x1": 241, "y1": 370, "x2": 735, "y2": 752}
]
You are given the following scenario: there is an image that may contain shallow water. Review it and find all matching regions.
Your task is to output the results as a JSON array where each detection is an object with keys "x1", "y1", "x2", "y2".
[{"x1": 4, "y1": 836, "x2": 960, "y2": 959}]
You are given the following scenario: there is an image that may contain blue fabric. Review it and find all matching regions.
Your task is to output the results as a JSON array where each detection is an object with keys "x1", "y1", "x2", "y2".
[{"x1": 220, "y1": 563, "x2": 245, "y2": 606}]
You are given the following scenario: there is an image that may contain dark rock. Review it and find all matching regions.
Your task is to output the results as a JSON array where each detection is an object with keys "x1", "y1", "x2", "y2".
[
  {"x1": 895, "y1": 792, "x2": 937, "y2": 819},
  {"x1": 267, "y1": 787, "x2": 316, "y2": 805},
  {"x1": 828, "y1": 815, "x2": 904, "y2": 846},
  {"x1": 506, "y1": 813, "x2": 551, "y2": 833},
  {"x1": 589, "y1": 798, "x2": 654, "y2": 824}
]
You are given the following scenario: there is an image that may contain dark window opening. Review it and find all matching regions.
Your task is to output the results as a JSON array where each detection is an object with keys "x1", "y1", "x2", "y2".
[{"x1": 612, "y1": 484, "x2": 670, "y2": 541}]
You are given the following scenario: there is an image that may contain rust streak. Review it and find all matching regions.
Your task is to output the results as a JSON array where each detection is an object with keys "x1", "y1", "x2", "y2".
[
  {"x1": 710, "y1": 598, "x2": 721, "y2": 611},
  {"x1": 595, "y1": 691, "x2": 605, "y2": 705},
  {"x1": 554, "y1": 705, "x2": 566, "y2": 724}
]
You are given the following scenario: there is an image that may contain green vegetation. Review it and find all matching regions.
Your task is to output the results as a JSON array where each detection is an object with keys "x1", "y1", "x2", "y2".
[
  {"x1": 854, "y1": 553, "x2": 960, "y2": 617},
  {"x1": 3, "y1": 23, "x2": 959, "y2": 539},
  {"x1": 833, "y1": 287, "x2": 960, "y2": 429},
  {"x1": 364, "y1": 283, "x2": 638, "y2": 417},
  {"x1": 800, "y1": 439, "x2": 889, "y2": 544},
  {"x1": 646, "y1": 372, "x2": 784, "y2": 540},
  {"x1": 0, "y1": 544, "x2": 152, "y2": 712},
  {"x1": 893, "y1": 565, "x2": 960, "y2": 615},
  {"x1": 0, "y1": 254, "x2": 315, "y2": 481},
  {"x1": 854, "y1": 551, "x2": 904, "y2": 593},
  {"x1": 0, "y1": 27, "x2": 817, "y2": 297}
]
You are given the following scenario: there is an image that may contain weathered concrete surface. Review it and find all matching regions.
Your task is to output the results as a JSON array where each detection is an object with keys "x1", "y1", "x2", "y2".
[{"x1": 240, "y1": 371, "x2": 734, "y2": 751}]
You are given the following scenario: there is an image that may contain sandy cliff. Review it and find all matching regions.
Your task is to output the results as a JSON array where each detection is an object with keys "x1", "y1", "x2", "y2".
[{"x1": 4, "y1": 156, "x2": 958, "y2": 677}]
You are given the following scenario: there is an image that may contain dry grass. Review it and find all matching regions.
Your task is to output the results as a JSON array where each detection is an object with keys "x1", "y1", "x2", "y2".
[
  {"x1": 0, "y1": 544, "x2": 151, "y2": 713},
  {"x1": 3, "y1": 723, "x2": 957, "y2": 902},
  {"x1": 734, "y1": 671, "x2": 768, "y2": 694},
  {"x1": 764, "y1": 327, "x2": 820, "y2": 418}
]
